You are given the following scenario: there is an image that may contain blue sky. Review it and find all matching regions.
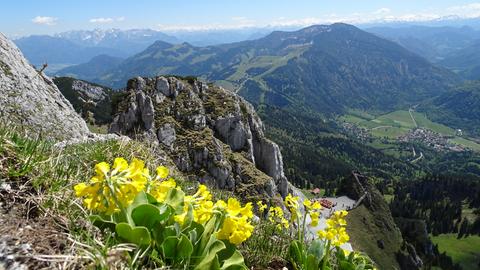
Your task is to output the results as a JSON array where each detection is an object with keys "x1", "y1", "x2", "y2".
[{"x1": 2, "y1": 0, "x2": 480, "y2": 36}]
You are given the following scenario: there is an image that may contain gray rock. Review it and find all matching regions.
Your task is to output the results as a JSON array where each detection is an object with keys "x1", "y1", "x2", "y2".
[
  {"x1": 157, "y1": 123, "x2": 176, "y2": 147},
  {"x1": 136, "y1": 91, "x2": 155, "y2": 130},
  {"x1": 71, "y1": 80, "x2": 108, "y2": 101},
  {"x1": 155, "y1": 77, "x2": 170, "y2": 96},
  {"x1": 214, "y1": 115, "x2": 250, "y2": 151},
  {"x1": 0, "y1": 33, "x2": 90, "y2": 140}
]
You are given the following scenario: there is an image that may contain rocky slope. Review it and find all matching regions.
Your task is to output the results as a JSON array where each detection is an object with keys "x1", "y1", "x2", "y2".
[
  {"x1": 340, "y1": 172, "x2": 422, "y2": 270},
  {"x1": 109, "y1": 76, "x2": 290, "y2": 199},
  {"x1": 54, "y1": 77, "x2": 116, "y2": 125},
  {"x1": 0, "y1": 33, "x2": 90, "y2": 140}
]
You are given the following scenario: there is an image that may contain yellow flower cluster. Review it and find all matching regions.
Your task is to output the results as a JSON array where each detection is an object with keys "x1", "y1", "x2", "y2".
[
  {"x1": 317, "y1": 210, "x2": 350, "y2": 246},
  {"x1": 74, "y1": 158, "x2": 150, "y2": 214},
  {"x1": 75, "y1": 158, "x2": 255, "y2": 246},
  {"x1": 216, "y1": 198, "x2": 254, "y2": 245},
  {"x1": 256, "y1": 200, "x2": 267, "y2": 214},
  {"x1": 148, "y1": 166, "x2": 177, "y2": 202},
  {"x1": 174, "y1": 184, "x2": 214, "y2": 225},
  {"x1": 303, "y1": 199, "x2": 322, "y2": 227},
  {"x1": 285, "y1": 194, "x2": 300, "y2": 221},
  {"x1": 267, "y1": 205, "x2": 289, "y2": 229}
]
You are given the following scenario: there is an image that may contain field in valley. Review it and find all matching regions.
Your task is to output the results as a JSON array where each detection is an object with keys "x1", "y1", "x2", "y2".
[
  {"x1": 341, "y1": 109, "x2": 480, "y2": 152},
  {"x1": 431, "y1": 234, "x2": 480, "y2": 270}
]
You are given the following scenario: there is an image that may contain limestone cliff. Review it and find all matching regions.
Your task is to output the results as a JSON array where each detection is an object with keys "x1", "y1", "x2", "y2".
[
  {"x1": 0, "y1": 33, "x2": 89, "y2": 140},
  {"x1": 109, "y1": 76, "x2": 290, "y2": 199}
]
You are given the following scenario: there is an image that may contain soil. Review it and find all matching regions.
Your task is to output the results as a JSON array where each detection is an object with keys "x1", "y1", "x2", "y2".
[{"x1": 0, "y1": 153, "x2": 68, "y2": 269}]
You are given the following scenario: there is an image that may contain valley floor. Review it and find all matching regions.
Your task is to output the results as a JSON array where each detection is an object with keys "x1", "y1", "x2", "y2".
[{"x1": 431, "y1": 234, "x2": 480, "y2": 270}]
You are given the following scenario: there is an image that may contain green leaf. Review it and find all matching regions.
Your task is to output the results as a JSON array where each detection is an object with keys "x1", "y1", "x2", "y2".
[
  {"x1": 161, "y1": 236, "x2": 178, "y2": 259},
  {"x1": 288, "y1": 240, "x2": 304, "y2": 268},
  {"x1": 161, "y1": 234, "x2": 194, "y2": 263},
  {"x1": 220, "y1": 250, "x2": 247, "y2": 270},
  {"x1": 307, "y1": 239, "x2": 325, "y2": 260},
  {"x1": 194, "y1": 237, "x2": 225, "y2": 270},
  {"x1": 113, "y1": 191, "x2": 150, "y2": 225},
  {"x1": 131, "y1": 203, "x2": 171, "y2": 228},
  {"x1": 164, "y1": 188, "x2": 185, "y2": 214},
  {"x1": 339, "y1": 260, "x2": 356, "y2": 270},
  {"x1": 115, "y1": 223, "x2": 151, "y2": 247},
  {"x1": 177, "y1": 233, "x2": 194, "y2": 260},
  {"x1": 306, "y1": 254, "x2": 320, "y2": 270},
  {"x1": 89, "y1": 215, "x2": 116, "y2": 231}
]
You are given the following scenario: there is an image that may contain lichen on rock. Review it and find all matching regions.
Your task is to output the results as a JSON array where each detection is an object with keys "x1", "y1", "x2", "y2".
[
  {"x1": 109, "y1": 75, "x2": 291, "y2": 198},
  {"x1": 0, "y1": 33, "x2": 90, "y2": 140}
]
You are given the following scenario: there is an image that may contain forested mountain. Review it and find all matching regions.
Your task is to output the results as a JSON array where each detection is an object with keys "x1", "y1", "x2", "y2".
[
  {"x1": 420, "y1": 81, "x2": 480, "y2": 136},
  {"x1": 55, "y1": 54, "x2": 124, "y2": 81},
  {"x1": 74, "y1": 23, "x2": 459, "y2": 116},
  {"x1": 366, "y1": 25, "x2": 480, "y2": 63},
  {"x1": 440, "y1": 42, "x2": 480, "y2": 80}
]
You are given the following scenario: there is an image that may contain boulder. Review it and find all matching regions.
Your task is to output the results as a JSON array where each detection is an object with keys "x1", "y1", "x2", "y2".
[{"x1": 0, "y1": 33, "x2": 89, "y2": 140}]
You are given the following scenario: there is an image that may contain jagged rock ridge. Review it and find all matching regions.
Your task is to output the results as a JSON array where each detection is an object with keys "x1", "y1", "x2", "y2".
[
  {"x1": 109, "y1": 76, "x2": 289, "y2": 199},
  {"x1": 0, "y1": 33, "x2": 89, "y2": 140}
]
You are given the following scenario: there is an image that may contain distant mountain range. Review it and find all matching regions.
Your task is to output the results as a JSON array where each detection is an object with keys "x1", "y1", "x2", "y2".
[
  {"x1": 53, "y1": 28, "x2": 179, "y2": 54},
  {"x1": 13, "y1": 35, "x2": 125, "y2": 72},
  {"x1": 366, "y1": 25, "x2": 480, "y2": 63},
  {"x1": 14, "y1": 29, "x2": 179, "y2": 73},
  {"x1": 365, "y1": 25, "x2": 480, "y2": 80},
  {"x1": 65, "y1": 23, "x2": 459, "y2": 116},
  {"x1": 55, "y1": 54, "x2": 124, "y2": 81}
]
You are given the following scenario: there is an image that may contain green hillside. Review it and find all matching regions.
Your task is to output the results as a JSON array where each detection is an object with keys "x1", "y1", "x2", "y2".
[{"x1": 431, "y1": 234, "x2": 480, "y2": 270}]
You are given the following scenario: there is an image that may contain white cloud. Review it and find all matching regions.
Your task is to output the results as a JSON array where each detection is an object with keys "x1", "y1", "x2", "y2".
[
  {"x1": 447, "y1": 2, "x2": 480, "y2": 18},
  {"x1": 374, "y1": 8, "x2": 391, "y2": 15},
  {"x1": 31, "y1": 16, "x2": 57, "y2": 26},
  {"x1": 156, "y1": 3, "x2": 480, "y2": 32},
  {"x1": 89, "y1": 17, "x2": 126, "y2": 23},
  {"x1": 157, "y1": 16, "x2": 257, "y2": 32},
  {"x1": 89, "y1": 17, "x2": 114, "y2": 23}
]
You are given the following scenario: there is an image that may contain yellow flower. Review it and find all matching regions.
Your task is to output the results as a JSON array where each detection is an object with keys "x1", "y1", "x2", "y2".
[
  {"x1": 194, "y1": 200, "x2": 214, "y2": 224},
  {"x1": 226, "y1": 198, "x2": 242, "y2": 216},
  {"x1": 317, "y1": 210, "x2": 350, "y2": 246},
  {"x1": 285, "y1": 194, "x2": 299, "y2": 210},
  {"x1": 149, "y1": 178, "x2": 177, "y2": 202},
  {"x1": 94, "y1": 162, "x2": 110, "y2": 178},
  {"x1": 216, "y1": 198, "x2": 254, "y2": 245},
  {"x1": 112, "y1": 157, "x2": 128, "y2": 173},
  {"x1": 311, "y1": 201, "x2": 322, "y2": 210},
  {"x1": 281, "y1": 217, "x2": 290, "y2": 229},
  {"x1": 74, "y1": 158, "x2": 153, "y2": 214},
  {"x1": 256, "y1": 200, "x2": 267, "y2": 214},
  {"x1": 309, "y1": 211, "x2": 320, "y2": 227},
  {"x1": 303, "y1": 199, "x2": 312, "y2": 209},
  {"x1": 215, "y1": 199, "x2": 227, "y2": 209},
  {"x1": 156, "y1": 166, "x2": 169, "y2": 179}
]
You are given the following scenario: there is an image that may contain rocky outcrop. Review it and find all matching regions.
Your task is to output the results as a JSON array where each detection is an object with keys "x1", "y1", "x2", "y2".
[
  {"x1": 53, "y1": 77, "x2": 116, "y2": 125},
  {"x1": 71, "y1": 79, "x2": 108, "y2": 102},
  {"x1": 0, "y1": 33, "x2": 89, "y2": 140},
  {"x1": 340, "y1": 172, "x2": 422, "y2": 270},
  {"x1": 109, "y1": 76, "x2": 291, "y2": 198}
]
